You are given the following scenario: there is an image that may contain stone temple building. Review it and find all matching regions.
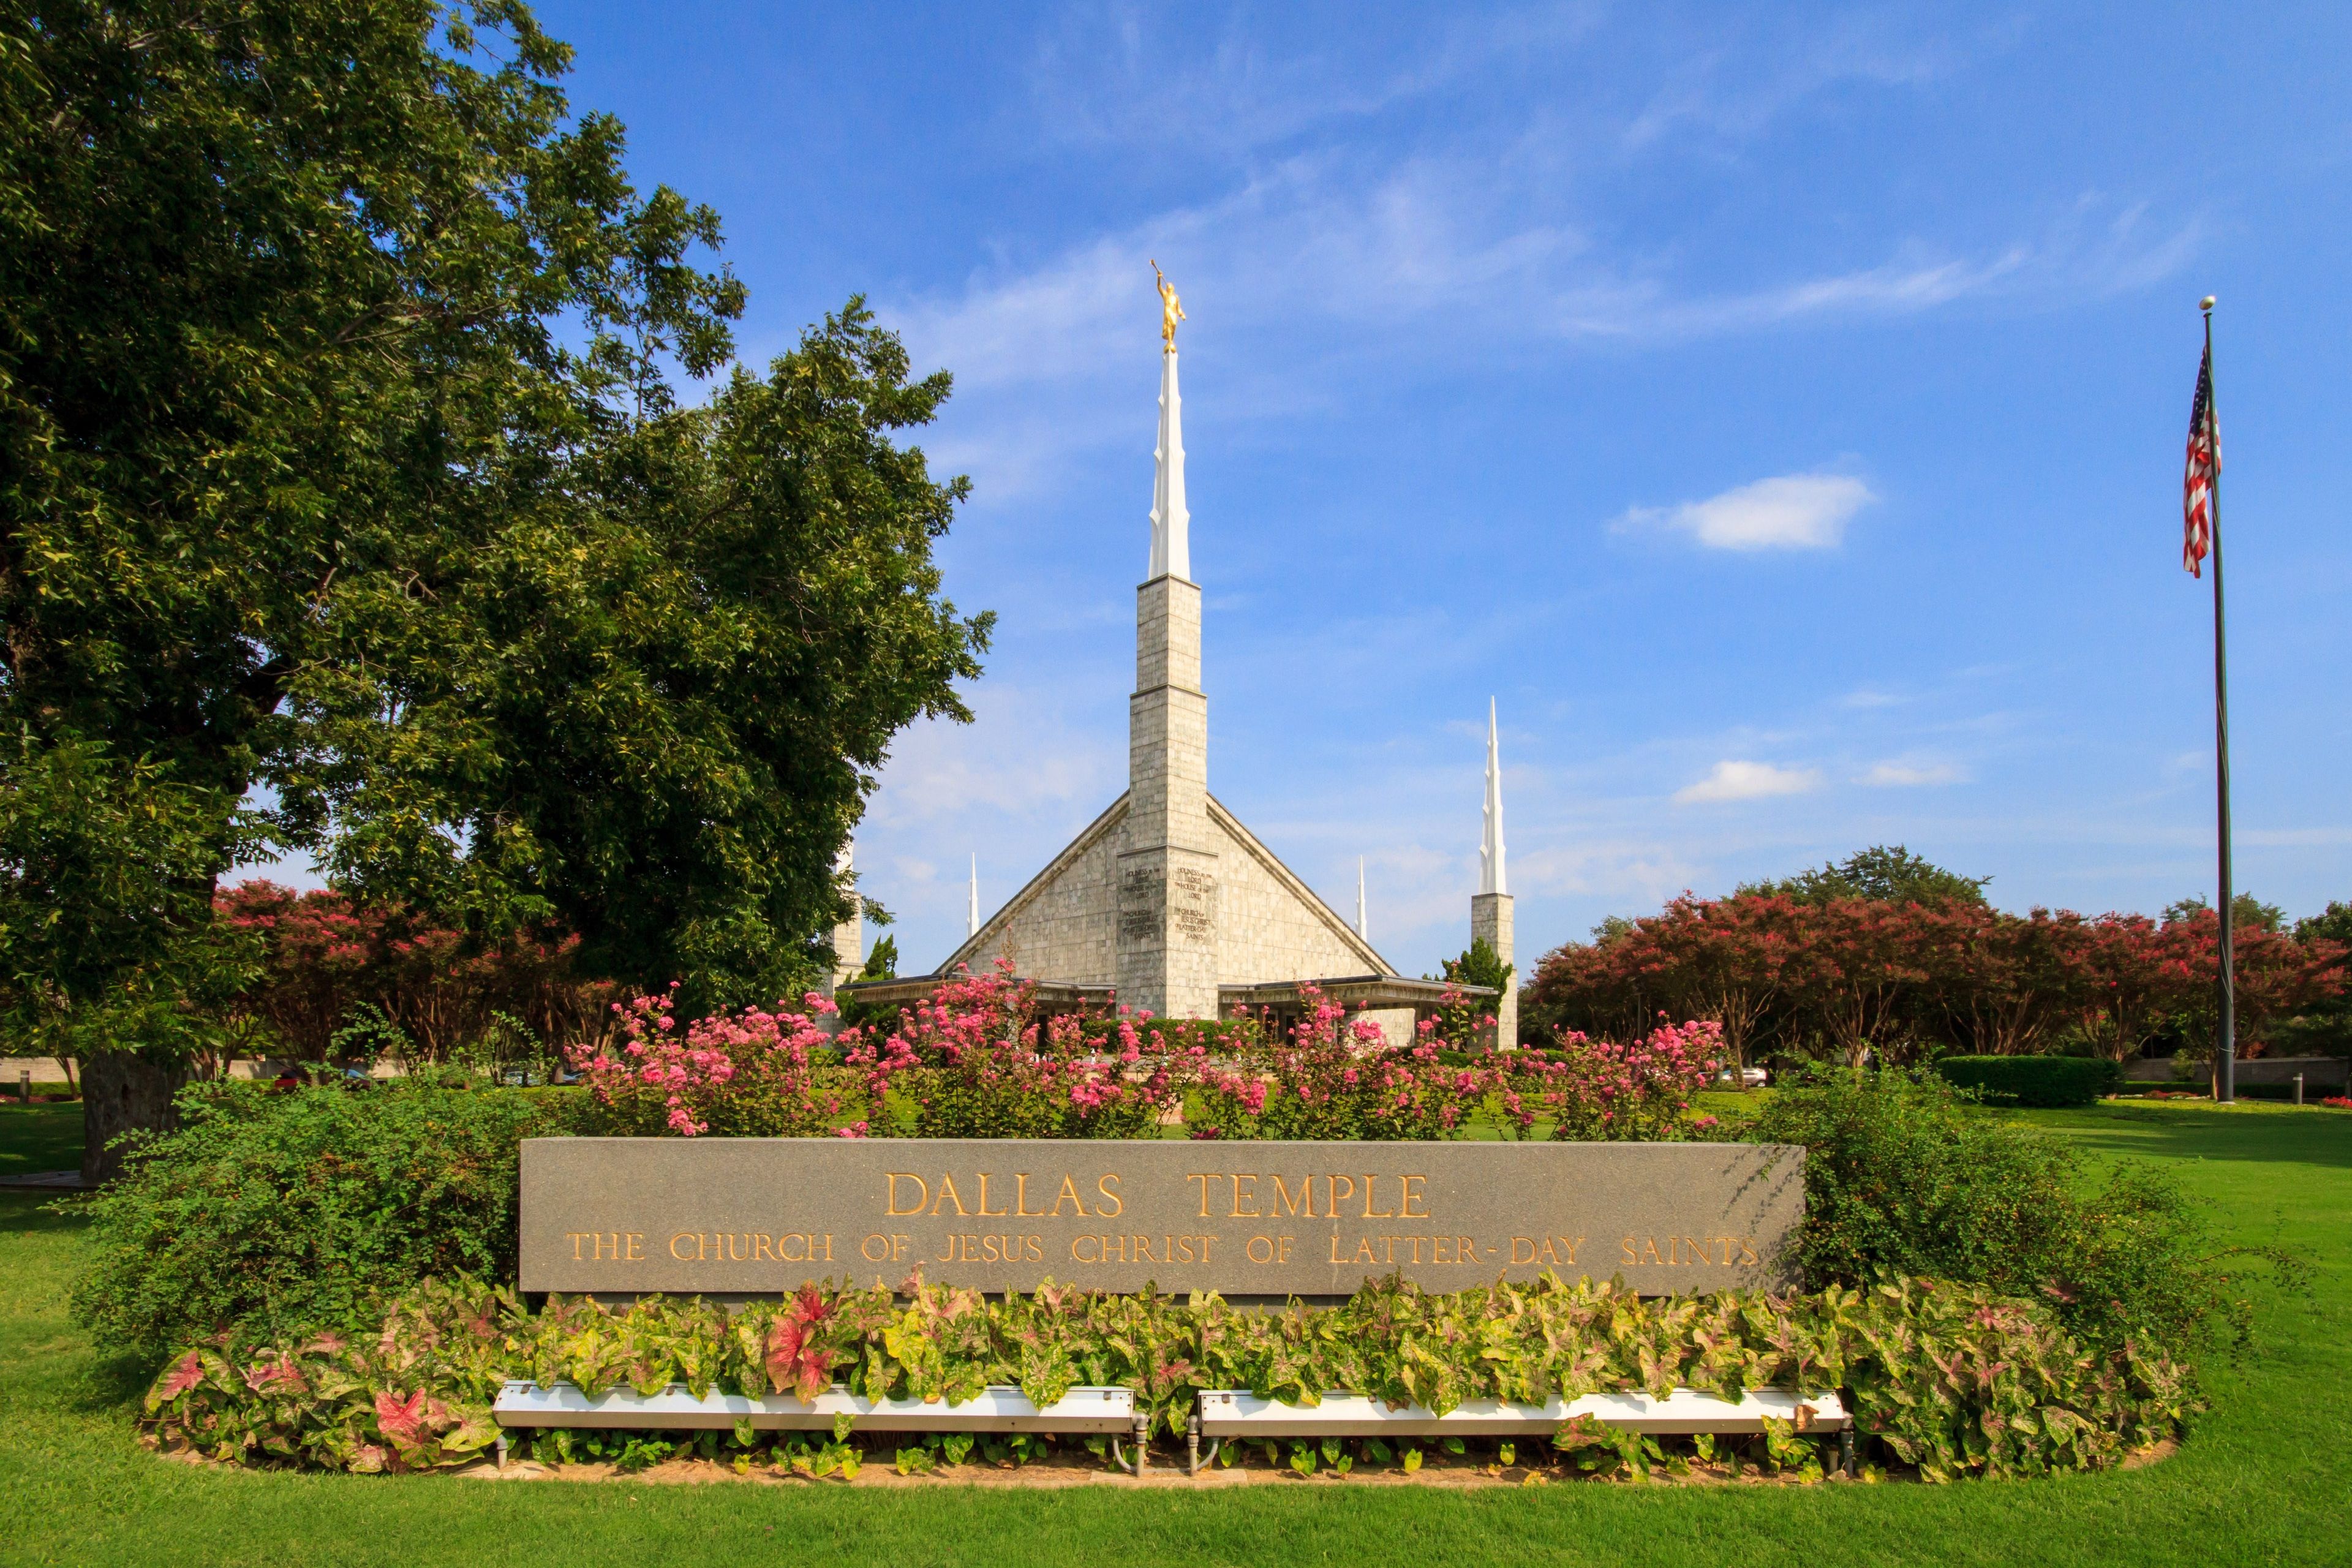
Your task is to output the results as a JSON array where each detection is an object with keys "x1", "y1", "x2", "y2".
[{"x1": 840, "y1": 317, "x2": 1515, "y2": 1047}]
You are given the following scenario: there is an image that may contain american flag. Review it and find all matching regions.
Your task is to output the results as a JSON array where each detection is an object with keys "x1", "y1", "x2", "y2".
[{"x1": 2183, "y1": 344, "x2": 2220, "y2": 576}]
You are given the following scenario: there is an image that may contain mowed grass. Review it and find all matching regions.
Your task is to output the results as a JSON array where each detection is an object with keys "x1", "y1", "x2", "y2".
[{"x1": 1, "y1": 1101, "x2": 2345, "y2": 1568}]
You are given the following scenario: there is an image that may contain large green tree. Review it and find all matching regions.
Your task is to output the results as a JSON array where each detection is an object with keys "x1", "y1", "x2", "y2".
[
  {"x1": 1739, "y1": 844, "x2": 1990, "y2": 908},
  {"x1": 0, "y1": 1, "x2": 987, "y2": 1176}
]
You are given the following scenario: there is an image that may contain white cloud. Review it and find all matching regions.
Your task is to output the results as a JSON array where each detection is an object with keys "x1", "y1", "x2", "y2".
[
  {"x1": 1621, "y1": 473, "x2": 1875, "y2": 552},
  {"x1": 1674, "y1": 760, "x2": 1823, "y2": 804},
  {"x1": 1861, "y1": 760, "x2": 1966, "y2": 787}
]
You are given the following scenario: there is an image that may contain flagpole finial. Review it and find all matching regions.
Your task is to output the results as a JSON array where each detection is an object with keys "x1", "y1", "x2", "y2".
[{"x1": 2200, "y1": 295, "x2": 2216, "y2": 312}]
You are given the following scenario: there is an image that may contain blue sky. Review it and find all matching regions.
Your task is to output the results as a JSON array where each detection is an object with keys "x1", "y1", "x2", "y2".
[{"x1": 503, "y1": 2, "x2": 2352, "y2": 980}]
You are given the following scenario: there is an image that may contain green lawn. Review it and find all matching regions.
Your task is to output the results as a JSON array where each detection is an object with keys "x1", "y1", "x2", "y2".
[{"x1": 2, "y1": 1101, "x2": 2345, "y2": 1567}]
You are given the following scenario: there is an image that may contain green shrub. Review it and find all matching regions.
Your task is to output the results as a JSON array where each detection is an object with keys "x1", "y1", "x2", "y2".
[
  {"x1": 1741, "y1": 1066, "x2": 2288, "y2": 1358},
  {"x1": 72, "y1": 1080, "x2": 574, "y2": 1361},
  {"x1": 1932, "y1": 1055, "x2": 2121, "y2": 1107}
]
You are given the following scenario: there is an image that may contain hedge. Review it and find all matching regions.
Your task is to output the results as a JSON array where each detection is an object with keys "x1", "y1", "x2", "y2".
[{"x1": 1932, "y1": 1056, "x2": 2122, "y2": 1109}]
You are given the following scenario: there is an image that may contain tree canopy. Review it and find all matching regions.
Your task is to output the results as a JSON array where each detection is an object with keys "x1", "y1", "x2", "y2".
[
  {"x1": 1738, "y1": 844, "x2": 1991, "y2": 908},
  {"x1": 0, "y1": 0, "x2": 989, "y2": 1109}
]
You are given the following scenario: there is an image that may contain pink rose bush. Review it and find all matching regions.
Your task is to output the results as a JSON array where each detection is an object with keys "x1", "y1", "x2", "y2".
[
  {"x1": 854, "y1": 964, "x2": 1182, "y2": 1140},
  {"x1": 1493, "y1": 1018, "x2": 1725, "y2": 1142},
  {"x1": 569, "y1": 986, "x2": 880, "y2": 1138},
  {"x1": 570, "y1": 968, "x2": 1722, "y2": 1143},
  {"x1": 1189, "y1": 986, "x2": 1494, "y2": 1140}
]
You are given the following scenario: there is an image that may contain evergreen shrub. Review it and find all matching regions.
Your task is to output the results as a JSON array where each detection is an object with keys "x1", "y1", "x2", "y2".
[
  {"x1": 72, "y1": 1080, "x2": 575, "y2": 1360},
  {"x1": 1741, "y1": 1067, "x2": 2288, "y2": 1358},
  {"x1": 1932, "y1": 1055, "x2": 2121, "y2": 1107}
]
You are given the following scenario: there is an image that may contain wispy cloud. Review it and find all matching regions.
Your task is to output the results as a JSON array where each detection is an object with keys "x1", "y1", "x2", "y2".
[
  {"x1": 1675, "y1": 760, "x2": 1823, "y2": 804},
  {"x1": 1861, "y1": 760, "x2": 1967, "y2": 787},
  {"x1": 1621, "y1": 13, "x2": 1986, "y2": 149},
  {"x1": 1620, "y1": 473, "x2": 1875, "y2": 551}
]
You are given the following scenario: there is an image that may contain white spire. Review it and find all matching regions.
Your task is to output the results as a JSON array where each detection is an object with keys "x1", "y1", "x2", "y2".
[
  {"x1": 1148, "y1": 344, "x2": 1190, "y2": 582},
  {"x1": 1356, "y1": 856, "x2": 1368, "y2": 940},
  {"x1": 967, "y1": 854, "x2": 980, "y2": 937},
  {"x1": 1479, "y1": 698, "x2": 1507, "y2": 897}
]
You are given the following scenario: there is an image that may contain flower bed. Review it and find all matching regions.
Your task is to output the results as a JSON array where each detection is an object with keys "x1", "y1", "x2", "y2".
[
  {"x1": 143, "y1": 1272, "x2": 2192, "y2": 1483},
  {"x1": 567, "y1": 967, "x2": 1727, "y2": 1145}
]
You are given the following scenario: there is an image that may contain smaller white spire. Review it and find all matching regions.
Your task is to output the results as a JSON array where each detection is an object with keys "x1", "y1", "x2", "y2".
[
  {"x1": 967, "y1": 854, "x2": 980, "y2": 937},
  {"x1": 1356, "y1": 856, "x2": 1368, "y2": 940},
  {"x1": 1479, "y1": 698, "x2": 1508, "y2": 897},
  {"x1": 1147, "y1": 340, "x2": 1190, "y2": 582}
]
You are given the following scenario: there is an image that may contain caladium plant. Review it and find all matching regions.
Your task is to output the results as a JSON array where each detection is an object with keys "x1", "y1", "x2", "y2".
[{"x1": 141, "y1": 1271, "x2": 2195, "y2": 1480}]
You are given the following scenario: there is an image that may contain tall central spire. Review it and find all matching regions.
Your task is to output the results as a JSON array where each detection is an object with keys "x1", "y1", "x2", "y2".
[
  {"x1": 1480, "y1": 698, "x2": 1507, "y2": 896},
  {"x1": 1148, "y1": 344, "x2": 1189, "y2": 582},
  {"x1": 1120, "y1": 277, "x2": 1217, "y2": 1019}
]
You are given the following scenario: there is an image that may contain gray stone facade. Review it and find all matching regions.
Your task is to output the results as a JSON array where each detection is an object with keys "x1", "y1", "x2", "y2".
[{"x1": 1471, "y1": 892, "x2": 1517, "y2": 1049}]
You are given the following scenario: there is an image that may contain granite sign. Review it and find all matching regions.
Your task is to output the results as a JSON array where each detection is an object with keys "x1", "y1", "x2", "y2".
[{"x1": 520, "y1": 1138, "x2": 1804, "y2": 1298}]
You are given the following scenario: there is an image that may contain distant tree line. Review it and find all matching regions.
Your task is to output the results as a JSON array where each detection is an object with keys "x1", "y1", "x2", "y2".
[{"x1": 1524, "y1": 847, "x2": 2350, "y2": 1068}]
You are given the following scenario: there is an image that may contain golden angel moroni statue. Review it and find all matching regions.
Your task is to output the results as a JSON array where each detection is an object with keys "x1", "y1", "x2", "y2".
[{"x1": 1152, "y1": 259, "x2": 1185, "y2": 349}]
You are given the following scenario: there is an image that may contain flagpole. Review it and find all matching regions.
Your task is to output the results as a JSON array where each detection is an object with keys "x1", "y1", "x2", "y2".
[{"x1": 2203, "y1": 295, "x2": 2236, "y2": 1104}]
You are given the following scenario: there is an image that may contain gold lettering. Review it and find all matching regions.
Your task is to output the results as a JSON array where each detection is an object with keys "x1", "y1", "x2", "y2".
[
  {"x1": 886, "y1": 1173, "x2": 929, "y2": 1217},
  {"x1": 1231, "y1": 1175, "x2": 1261, "y2": 1218},
  {"x1": 1248, "y1": 1234, "x2": 1275, "y2": 1264},
  {"x1": 1136, "y1": 1234, "x2": 1158, "y2": 1263},
  {"x1": 1329, "y1": 1234, "x2": 1344, "y2": 1264},
  {"x1": 1400, "y1": 1175, "x2": 1429, "y2": 1219},
  {"x1": 1096, "y1": 1174, "x2": 1125, "y2": 1217},
  {"x1": 975, "y1": 1174, "x2": 1009, "y2": 1217},
  {"x1": 625, "y1": 1233, "x2": 644, "y2": 1262},
  {"x1": 931, "y1": 1175, "x2": 971, "y2": 1217},
  {"x1": 1072, "y1": 1234, "x2": 1100, "y2": 1263},
  {"x1": 669, "y1": 1232, "x2": 695, "y2": 1262},
  {"x1": 1561, "y1": 1235, "x2": 1583, "y2": 1266},
  {"x1": 1270, "y1": 1175, "x2": 1315, "y2": 1218},
  {"x1": 726, "y1": 1234, "x2": 751, "y2": 1262},
  {"x1": 861, "y1": 1233, "x2": 891, "y2": 1262},
  {"x1": 1185, "y1": 1174, "x2": 1215, "y2": 1218},
  {"x1": 1419, "y1": 1235, "x2": 1436, "y2": 1265},
  {"x1": 934, "y1": 1234, "x2": 957, "y2": 1264},
  {"x1": 752, "y1": 1234, "x2": 774, "y2": 1262},
  {"x1": 1621, "y1": 1235, "x2": 1638, "y2": 1266},
  {"x1": 1640, "y1": 1237, "x2": 1664, "y2": 1265},
  {"x1": 1327, "y1": 1174, "x2": 1357, "y2": 1216},
  {"x1": 1511, "y1": 1236, "x2": 1536, "y2": 1265},
  {"x1": 568, "y1": 1232, "x2": 587, "y2": 1261},
  {"x1": 1054, "y1": 1175, "x2": 1091, "y2": 1218},
  {"x1": 1027, "y1": 1236, "x2": 1043, "y2": 1262},
  {"x1": 1276, "y1": 1235, "x2": 1292, "y2": 1263},
  {"x1": 1740, "y1": 1237, "x2": 1758, "y2": 1266},
  {"x1": 1458, "y1": 1235, "x2": 1476, "y2": 1264},
  {"x1": 778, "y1": 1233, "x2": 806, "y2": 1262},
  {"x1": 1363, "y1": 1174, "x2": 1395, "y2": 1219},
  {"x1": 822, "y1": 1234, "x2": 834, "y2": 1262},
  {"x1": 1015, "y1": 1174, "x2": 1048, "y2": 1218},
  {"x1": 1351, "y1": 1237, "x2": 1378, "y2": 1265},
  {"x1": 891, "y1": 1234, "x2": 910, "y2": 1262}
]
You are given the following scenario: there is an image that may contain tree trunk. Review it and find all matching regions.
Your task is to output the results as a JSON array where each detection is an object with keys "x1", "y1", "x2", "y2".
[{"x1": 80, "y1": 1051, "x2": 189, "y2": 1185}]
